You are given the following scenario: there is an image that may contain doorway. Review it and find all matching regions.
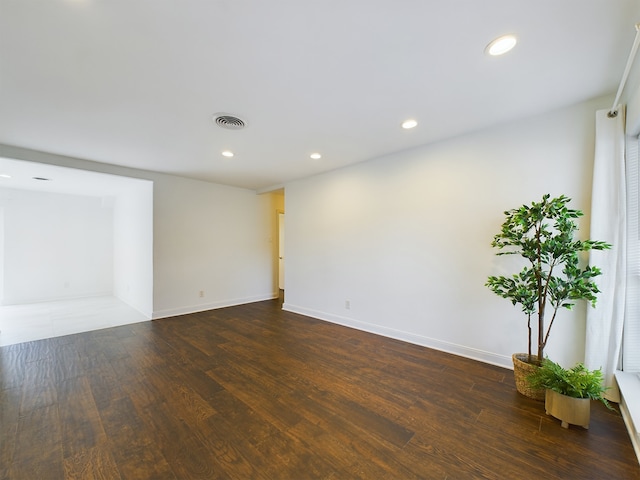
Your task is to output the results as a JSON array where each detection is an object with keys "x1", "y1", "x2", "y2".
[
  {"x1": 278, "y1": 211, "x2": 285, "y2": 291},
  {"x1": 0, "y1": 158, "x2": 153, "y2": 345}
]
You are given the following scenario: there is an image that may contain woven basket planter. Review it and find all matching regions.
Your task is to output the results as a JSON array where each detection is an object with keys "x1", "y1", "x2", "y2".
[{"x1": 512, "y1": 353, "x2": 545, "y2": 401}]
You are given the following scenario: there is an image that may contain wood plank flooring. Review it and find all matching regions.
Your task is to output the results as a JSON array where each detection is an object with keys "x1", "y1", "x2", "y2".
[{"x1": 1, "y1": 298, "x2": 638, "y2": 479}]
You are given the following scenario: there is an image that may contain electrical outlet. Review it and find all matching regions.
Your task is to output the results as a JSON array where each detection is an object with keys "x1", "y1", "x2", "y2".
[
  {"x1": 345, "y1": 300, "x2": 350, "y2": 310},
  {"x1": 199, "y1": 290, "x2": 204, "y2": 298}
]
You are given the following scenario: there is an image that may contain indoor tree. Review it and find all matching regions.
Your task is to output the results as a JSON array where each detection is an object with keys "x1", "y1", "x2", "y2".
[{"x1": 486, "y1": 194, "x2": 611, "y2": 364}]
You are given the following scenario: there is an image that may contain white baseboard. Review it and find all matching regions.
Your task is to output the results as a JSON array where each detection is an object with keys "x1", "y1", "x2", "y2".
[
  {"x1": 282, "y1": 303, "x2": 512, "y2": 370},
  {"x1": 153, "y1": 292, "x2": 278, "y2": 319}
]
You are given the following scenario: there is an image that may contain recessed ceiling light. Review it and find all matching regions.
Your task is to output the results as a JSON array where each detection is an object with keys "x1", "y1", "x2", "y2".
[
  {"x1": 310, "y1": 153, "x2": 322, "y2": 159},
  {"x1": 486, "y1": 34, "x2": 517, "y2": 56},
  {"x1": 0, "y1": 174, "x2": 11, "y2": 178},
  {"x1": 402, "y1": 119, "x2": 418, "y2": 129},
  {"x1": 221, "y1": 150, "x2": 234, "y2": 157}
]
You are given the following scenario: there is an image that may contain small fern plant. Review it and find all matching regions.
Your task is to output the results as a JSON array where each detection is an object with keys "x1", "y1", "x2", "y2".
[{"x1": 527, "y1": 358, "x2": 614, "y2": 410}]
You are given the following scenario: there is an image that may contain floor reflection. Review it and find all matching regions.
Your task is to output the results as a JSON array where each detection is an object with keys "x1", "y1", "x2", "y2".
[{"x1": 0, "y1": 296, "x2": 149, "y2": 346}]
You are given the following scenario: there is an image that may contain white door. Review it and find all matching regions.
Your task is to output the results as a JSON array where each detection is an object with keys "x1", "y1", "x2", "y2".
[{"x1": 278, "y1": 212, "x2": 285, "y2": 290}]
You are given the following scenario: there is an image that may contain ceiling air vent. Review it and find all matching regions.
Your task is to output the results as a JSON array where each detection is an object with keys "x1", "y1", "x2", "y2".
[{"x1": 212, "y1": 113, "x2": 246, "y2": 130}]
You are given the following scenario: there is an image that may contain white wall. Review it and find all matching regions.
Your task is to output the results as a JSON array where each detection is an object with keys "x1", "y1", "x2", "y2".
[
  {"x1": 151, "y1": 174, "x2": 277, "y2": 318},
  {"x1": 0, "y1": 208, "x2": 5, "y2": 303},
  {"x1": 112, "y1": 180, "x2": 154, "y2": 317},
  {"x1": 0, "y1": 144, "x2": 279, "y2": 318},
  {"x1": 0, "y1": 188, "x2": 114, "y2": 304},
  {"x1": 284, "y1": 96, "x2": 609, "y2": 369}
]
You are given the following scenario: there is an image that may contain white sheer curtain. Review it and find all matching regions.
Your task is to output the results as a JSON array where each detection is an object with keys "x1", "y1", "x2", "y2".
[
  {"x1": 623, "y1": 136, "x2": 640, "y2": 372},
  {"x1": 585, "y1": 107, "x2": 626, "y2": 403}
]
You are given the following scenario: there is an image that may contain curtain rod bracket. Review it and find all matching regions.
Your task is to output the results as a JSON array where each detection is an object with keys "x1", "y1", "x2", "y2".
[{"x1": 609, "y1": 24, "x2": 640, "y2": 115}]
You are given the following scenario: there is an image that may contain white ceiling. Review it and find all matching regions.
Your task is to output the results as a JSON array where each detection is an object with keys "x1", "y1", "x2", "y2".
[
  {"x1": 1, "y1": 1, "x2": 640, "y2": 192},
  {"x1": 0, "y1": 156, "x2": 148, "y2": 197}
]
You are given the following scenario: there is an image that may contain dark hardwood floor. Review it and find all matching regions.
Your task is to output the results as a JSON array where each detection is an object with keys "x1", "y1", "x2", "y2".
[{"x1": 1, "y1": 297, "x2": 638, "y2": 479}]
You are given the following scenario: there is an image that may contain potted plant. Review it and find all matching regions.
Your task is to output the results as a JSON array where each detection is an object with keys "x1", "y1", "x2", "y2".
[
  {"x1": 527, "y1": 358, "x2": 613, "y2": 428},
  {"x1": 485, "y1": 194, "x2": 611, "y2": 400}
]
